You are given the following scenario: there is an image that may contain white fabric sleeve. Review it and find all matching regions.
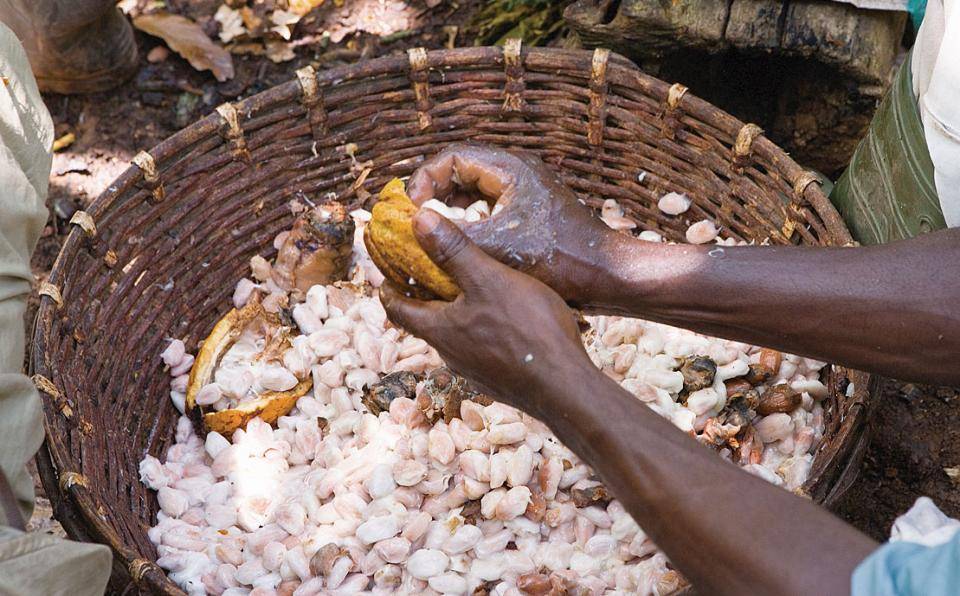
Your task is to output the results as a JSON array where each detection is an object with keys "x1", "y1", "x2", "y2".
[{"x1": 913, "y1": 0, "x2": 960, "y2": 227}]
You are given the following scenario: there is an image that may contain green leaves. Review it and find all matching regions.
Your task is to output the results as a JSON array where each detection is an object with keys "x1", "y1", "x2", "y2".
[{"x1": 470, "y1": 0, "x2": 567, "y2": 46}]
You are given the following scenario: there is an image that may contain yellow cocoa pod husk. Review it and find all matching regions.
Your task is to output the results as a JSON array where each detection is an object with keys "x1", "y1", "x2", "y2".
[
  {"x1": 186, "y1": 298, "x2": 312, "y2": 435},
  {"x1": 365, "y1": 178, "x2": 460, "y2": 301}
]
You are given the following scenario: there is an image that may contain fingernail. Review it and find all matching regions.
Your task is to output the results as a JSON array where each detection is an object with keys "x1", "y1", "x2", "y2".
[{"x1": 414, "y1": 209, "x2": 440, "y2": 235}]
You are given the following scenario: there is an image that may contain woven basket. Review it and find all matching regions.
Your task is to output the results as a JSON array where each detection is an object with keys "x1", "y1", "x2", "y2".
[{"x1": 32, "y1": 45, "x2": 875, "y2": 594}]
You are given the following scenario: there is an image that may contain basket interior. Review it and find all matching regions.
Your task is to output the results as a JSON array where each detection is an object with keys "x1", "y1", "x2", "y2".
[{"x1": 31, "y1": 46, "x2": 870, "y2": 593}]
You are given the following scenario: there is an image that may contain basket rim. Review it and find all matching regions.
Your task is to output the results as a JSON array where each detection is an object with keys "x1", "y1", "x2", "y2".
[{"x1": 30, "y1": 45, "x2": 867, "y2": 594}]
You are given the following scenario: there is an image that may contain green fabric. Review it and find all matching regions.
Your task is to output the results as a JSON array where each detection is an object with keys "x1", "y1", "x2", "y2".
[
  {"x1": 0, "y1": 19, "x2": 54, "y2": 525},
  {"x1": 0, "y1": 527, "x2": 111, "y2": 596},
  {"x1": 0, "y1": 21, "x2": 112, "y2": 594},
  {"x1": 830, "y1": 51, "x2": 945, "y2": 245}
]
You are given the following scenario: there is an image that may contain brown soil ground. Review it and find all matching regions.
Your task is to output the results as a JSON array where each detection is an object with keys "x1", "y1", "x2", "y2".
[
  {"x1": 26, "y1": 0, "x2": 960, "y2": 553},
  {"x1": 833, "y1": 380, "x2": 960, "y2": 540}
]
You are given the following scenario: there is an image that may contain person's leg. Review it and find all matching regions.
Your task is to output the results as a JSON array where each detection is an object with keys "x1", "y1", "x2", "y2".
[
  {"x1": 0, "y1": 0, "x2": 137, "y2": 94},
  {"x1": 0, "y1": 19, "x2": 53, "y2": 524},
  {"x1": 0, "y1": 20, "x2": 112, "y2": 593}
]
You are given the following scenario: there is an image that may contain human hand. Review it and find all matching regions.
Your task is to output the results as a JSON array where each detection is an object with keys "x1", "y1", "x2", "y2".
[
  {"x1": 379, "y1": 208, "x2": 595, "y2": 414},
  {"x1": 407, "y1": 143, "x2": 616, "y2": 307}
]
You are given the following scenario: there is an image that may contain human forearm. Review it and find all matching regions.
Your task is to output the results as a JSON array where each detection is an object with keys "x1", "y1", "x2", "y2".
[
  {"x1": 534, "y1": 361, "x2": 877, "y2": 596},
  {"x1": 578, "y1": 228, "x2": 960, "y2": 385},
  {"x1": 403, "y1": 143, "x2": 960, "y2": 382}
]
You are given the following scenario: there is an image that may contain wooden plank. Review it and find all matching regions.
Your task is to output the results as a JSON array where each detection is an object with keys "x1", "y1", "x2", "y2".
[{"x1": 563, "y1": 0, "x2": 730, "y2": 56}]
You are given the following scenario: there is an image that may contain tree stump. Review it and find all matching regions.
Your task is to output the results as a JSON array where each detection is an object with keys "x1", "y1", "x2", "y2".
[{"x1": 565, "y1": 0, "x2": 907, "y2": 176}]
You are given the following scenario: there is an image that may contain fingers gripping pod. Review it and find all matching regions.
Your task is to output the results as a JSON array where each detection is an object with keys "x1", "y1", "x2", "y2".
[{"x1": 365, "y1": 178, "x2": 461, "y2": 301}]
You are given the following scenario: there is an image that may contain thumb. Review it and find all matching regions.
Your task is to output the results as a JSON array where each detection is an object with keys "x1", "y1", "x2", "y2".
[{"x1": 413, "y1": 209, "x2": 490, "y2": 288}]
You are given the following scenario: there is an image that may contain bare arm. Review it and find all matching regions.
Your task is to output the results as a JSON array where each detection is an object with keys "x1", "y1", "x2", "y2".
[
  {"x1": 542, "y1": 355, "x2": 876, "y2": 596},
  {"x1": 408, "y1": 143, "x2": 960, "y2": 386},
  {"x1": 381, "y1": 212, "x2": 878, "y2": 596},
  {"x1": 577, "y1": 228, "x2": 960, "y2": 386}
]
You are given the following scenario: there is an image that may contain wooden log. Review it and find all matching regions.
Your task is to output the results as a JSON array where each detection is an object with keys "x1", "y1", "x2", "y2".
[
  {"x1": 564, "y1": 0, "x2": 908, "y2": 174},
  {"x1": 567, "y1": 0, "x2": 904, "y2": 83},
  {"x1": 726, "y1": 0, "x2": 785, "y2": 50},
  {"x1": 616, "y1": 0, "x2": 729, "y2": 52},
  {"x1": 781, "y1": 1, "x2": 904, "y2": 84}
]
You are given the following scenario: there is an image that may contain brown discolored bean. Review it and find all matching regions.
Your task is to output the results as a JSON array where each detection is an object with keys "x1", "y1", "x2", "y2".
[
  {"x1": 517, "y1": 572, "x2": 553, "y2": 595},
  {"x1": 757, "y1": 384, "x2": 801, "y2": 415},
  {"x1": 362, "y1": 371, "x2": 419, "y2": 415},
  {"x1": 570, "y1": 485, "x2": 612, "y2": 508},
  {"x1": 745, "y1": 363, "x2": 774, "y2": 385},
  {"x1": 680, "y1": 355, "x2": 717, "y2": 392},
  {"x1": 758, "y1": 348, "x2": 783, "y2": 375},
  {"x1": 724, "y1": 378, "x2": 752, "y2": 397},
  {"x1": 309, "y1": 543, "x2": 348, "y2": 577}
]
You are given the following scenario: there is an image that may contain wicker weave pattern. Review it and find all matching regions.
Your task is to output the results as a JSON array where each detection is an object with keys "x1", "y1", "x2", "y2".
[{"x1": 31, "y1": 46, "x2": 872, "y2": 594}]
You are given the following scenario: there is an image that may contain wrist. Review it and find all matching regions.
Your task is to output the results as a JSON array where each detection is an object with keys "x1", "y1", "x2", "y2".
[
  {"x1": 526, "y1": 353, "x2": 663, "y2": 465},
  {"x1": 554, "y1": 227, "x2": 625, "y2": 308},
  {"x1": 581, "y1": 236, "x2": 704, "y2": 318},
  {"x1": 568, "y1": 232, "x2": 653, "y2": 311},
  {"x1": 527, "y1": 350, "x2": 608, "y2": 417}
]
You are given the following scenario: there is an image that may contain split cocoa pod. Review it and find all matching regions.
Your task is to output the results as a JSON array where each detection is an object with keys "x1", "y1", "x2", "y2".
[
  {"x1": 186, "y1": 298, "x2": 312, "y2": 435},
  {"x1": 364, "y1": 178, "x2": 460, "y2": 301}
]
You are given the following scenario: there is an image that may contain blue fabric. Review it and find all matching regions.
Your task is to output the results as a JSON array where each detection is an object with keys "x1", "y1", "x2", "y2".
[{"x1": 852, "y1": 532, "x2": 960, "y2": 595}]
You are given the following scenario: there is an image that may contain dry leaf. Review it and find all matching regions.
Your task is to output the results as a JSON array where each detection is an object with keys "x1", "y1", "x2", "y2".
[
  {"x1": 116, "y1": 0, "x2": 138, "y2": 15},
  {"x1": 265, "y1": 39, "x2": 296, "y2": 63},
  {"x1": 288, "y1": 0, "x2": 326, "y2": 15},
  {"x1": 240, "y1": 7, "x2": 264, "y2": 32},
  {"x1": 270, "y1": 9, "x2": 301, "y2": 40},
  {"x1": 214, "y1": 5, "x2": 246, "y2": 43},
  {"x1": 134, "y1": 12, "x2": 235, "y2": 82},
  {"x1": 945, "y1": 467, "x2": 960, "y2": 484},
  {"x1": 146, "y1": 45, "x2": 170, "y2": 63},
  {"x1": 443, "y1": 25, "x2": 458, "y2": 49},
  {"x1": 228, "y1": 42, "x2": 266, "y2": 56}
]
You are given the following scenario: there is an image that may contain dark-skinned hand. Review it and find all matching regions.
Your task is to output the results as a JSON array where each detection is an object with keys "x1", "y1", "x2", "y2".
[
  {"x1": 377, "y1": 142, "x2": 960, "y2": 596},
  {"x1": 407, "y1": 145, "x2": 960, "y2": 386},
  {"x1": 406, "y1": 142, "x2": 615, "y2": 308},
  {"x1": 380, "y1": 177, "x2": 881, "y2": 596},
  {"x1": 379, "y1": 208, "x2": 593, "y2": 415}
]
